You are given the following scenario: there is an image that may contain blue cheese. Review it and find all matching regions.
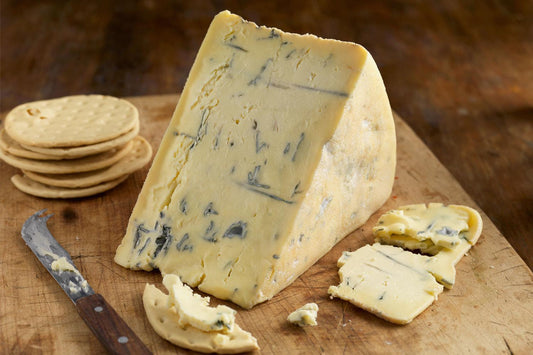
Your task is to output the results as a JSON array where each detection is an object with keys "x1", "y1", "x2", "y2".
[
  {"x1": 328, "y1": 244, "x2": 443, "y2": 324},
  {"x1": 143, "y1": 275, "x2": 259, "y2": 353},
  {"x1": 50, "y1": 256, "x2": 77, "y2": 273},
  {"x1": 115, "y1": 10, "x2": 396, "y2": 308},
  {"x1": 162, "y1": 274, "x2": 236, "y2": 333},
  {"x1": 329, "y1": 204, "x2": 483, "y2": 324},
  {"x1": 373, "y1": 203, "x2": 481, "y2": 253},
  {"x1": 287, "y1": 303, "x2": 319, "y2": 326},
  {"x1": 373, "y1": 203, "x2": 483, "y2": 288}
]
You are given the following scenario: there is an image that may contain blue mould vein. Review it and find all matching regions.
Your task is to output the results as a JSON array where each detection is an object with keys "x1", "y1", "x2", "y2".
[
  {"x1": 247, "y1": 165, "x2": 270, "y2": 189},
  {"x1": 292, "y1": 133, "x2": 305, "y2": 162},
  {"x1": 248, "y1": 58, "x2": 274, "y2": 86},
  {"x1": 225, "y1": 43, "x2": 248, "y2": 52},
  {"x1": 375, "y1": 249, "x2": 429, "y2": 277},
  {"x1": 255, "y1": 130, "x2": 269, "y2": 153},
  {"x1": 237, "y1": 182, "x2": 294, "y2": 204},
  {"x1": 176, "y1": 233, "x2": 193, "y2": 252}
]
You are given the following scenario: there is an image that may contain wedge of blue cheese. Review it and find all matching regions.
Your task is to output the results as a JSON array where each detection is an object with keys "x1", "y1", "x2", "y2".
[
  {"x1": 143, "y1": 274, "x2": 259, "y2": 353},
  {"x1": 328, "y1": 244, "x2": 443, "y2": 324},
  {"x1": 115, "y1": 10, "x2": 396, "y2": 308},
  {"x1": 287, "y1": 303, "x2": 319, "y2": 327}
]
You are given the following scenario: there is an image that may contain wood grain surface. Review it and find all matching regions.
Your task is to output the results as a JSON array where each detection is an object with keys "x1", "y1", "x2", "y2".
[
  {"x1": 1, "y1": 1, "x2": 532, "y2": 269},
  {"x1": 1, "y1": 95, "x2": 532, "y2": 354}
]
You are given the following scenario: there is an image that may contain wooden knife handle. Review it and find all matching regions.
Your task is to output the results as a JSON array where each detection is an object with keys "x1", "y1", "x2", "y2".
[{"x1": 76, "y1": 293, "x2": 152, "y2": 355}]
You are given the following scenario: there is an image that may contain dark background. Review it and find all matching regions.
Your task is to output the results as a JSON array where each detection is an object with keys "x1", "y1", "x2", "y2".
[{"x1": 1, "y1": 0, "x2": 532, "y2": 267}]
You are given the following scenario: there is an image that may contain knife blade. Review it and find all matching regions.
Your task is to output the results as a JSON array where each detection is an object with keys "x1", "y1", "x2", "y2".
[{"x1": 21, "y1": 210, "x2": 152, "y2": 355}]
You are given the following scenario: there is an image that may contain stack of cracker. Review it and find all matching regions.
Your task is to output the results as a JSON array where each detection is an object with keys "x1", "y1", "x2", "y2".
[{"x1": 0, "y1": 95, "x2": 152, "y2": 198}]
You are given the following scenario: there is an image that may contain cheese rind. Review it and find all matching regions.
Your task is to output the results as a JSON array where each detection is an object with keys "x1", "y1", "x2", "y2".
[
  {"x1": 143, "y1": 279, "x2": 259, "y2": 353},
  {"x1": 287, "y1": 303, "x2": 319, "y2": 326},
  {"x1": 115, "y1": 10, "x2": 396, "y2": 308},
  {"x1": 328, "y1": 244, "x2": 443, "y2": 324}
]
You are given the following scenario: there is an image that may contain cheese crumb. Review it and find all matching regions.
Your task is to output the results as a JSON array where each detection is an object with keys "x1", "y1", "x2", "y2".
[
  {"x1": 287, "y1": 303, "x2": 319, "y2": 327},
  {"x1": 50, "y1": 257, "x2": 76, "y2": 273}
]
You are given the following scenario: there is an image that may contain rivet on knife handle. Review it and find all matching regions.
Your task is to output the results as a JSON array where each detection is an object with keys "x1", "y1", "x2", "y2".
[
  {"x1": 21, "y1": 210, "x2": 152, "y2": 354},
  {"x1": 76, "y1": 294, "x2": 151, "y2": 355}
]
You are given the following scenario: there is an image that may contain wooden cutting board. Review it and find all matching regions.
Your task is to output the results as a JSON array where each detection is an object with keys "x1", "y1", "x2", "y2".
[{"x1": 1, "y1": 94, "x2": 532, "y2": 354}]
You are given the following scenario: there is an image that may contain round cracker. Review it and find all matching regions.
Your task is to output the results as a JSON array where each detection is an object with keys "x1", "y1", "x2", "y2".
[
  {"x1": 5, "y1": 95, "x2": 139, "y2": 147},
  {"x1": 0, "y1": 129, "x2": 63, "y2": 160},
  {"x1": 11, "y1": 174, "x2": 129, "y2": 199},
  {"x1": 0, "y1": 141, "x2": 132, "y2": 174},
  {"x1": 23, "y1": 136, "x2": 152, "y2": 188},
  {"x1": 143, "y1": 284, "x2": 259, "y2": 354},
  {"x1": 19, "y1": 119, "x2": 139, "y2": 159}
]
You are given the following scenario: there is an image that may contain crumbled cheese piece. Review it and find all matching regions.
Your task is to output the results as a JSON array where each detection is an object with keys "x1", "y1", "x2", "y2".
[
  {"x1": 50, "y1": 256, "x2": 77, "y2": 273},
  {"x1": 287, "y1": 303, "x2": 319, "y2": 326},
  {"x1": 373, "y1": 203, "x2": 482, "y2": 254}
]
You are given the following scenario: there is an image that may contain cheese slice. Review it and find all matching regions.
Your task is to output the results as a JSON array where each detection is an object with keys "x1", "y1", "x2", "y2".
[
  {"x1": 373, "y1": 203, "x2": 483, "y2": 287},
  {"x1": 115, "y1": 10, "x2": 396, "y2": 308},
  {"x1": 287, "y1": 303, "x2": 319, "y2": 326},
  {"x1": 330, "y1": 204, "x2": 482, "y2": 324},
  {"x1": 328, "y1": 244, "x2": 443, "y2": 324},
  {"x1": 373, "y1": 203, "x2": 473, "y2": 251},
  {"x1": 143, "y1": 276, "x2": 259, "y2": 353}
]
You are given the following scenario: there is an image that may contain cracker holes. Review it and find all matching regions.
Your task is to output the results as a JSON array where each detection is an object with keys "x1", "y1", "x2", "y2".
[{"x1": 26, "y1": 108, "x2": 46, "y2": 119}]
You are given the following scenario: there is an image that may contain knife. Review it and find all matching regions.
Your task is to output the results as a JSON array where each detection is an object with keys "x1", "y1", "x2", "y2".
[{"x1": 21, "y1": 210, "x2": 152, "y2": 355}]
